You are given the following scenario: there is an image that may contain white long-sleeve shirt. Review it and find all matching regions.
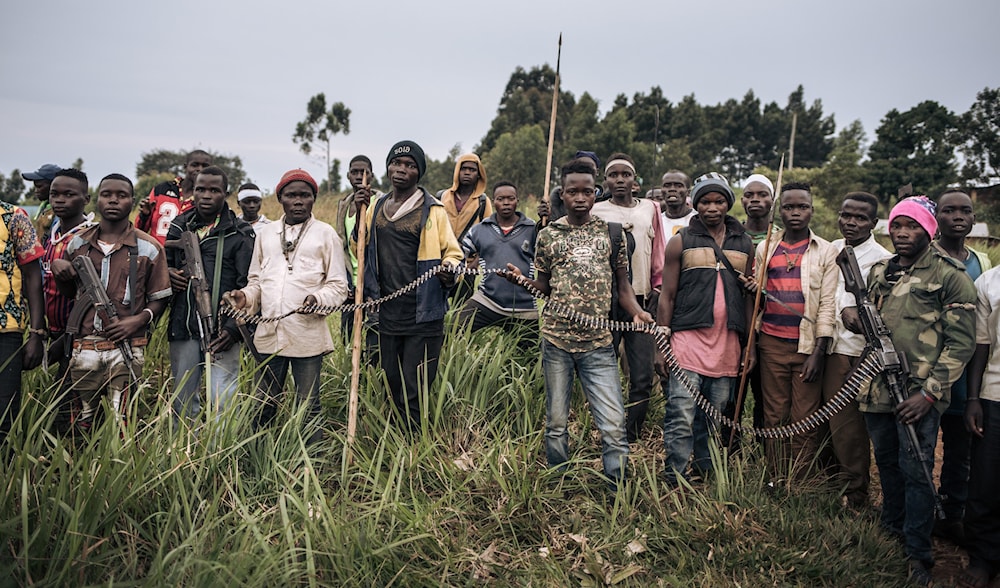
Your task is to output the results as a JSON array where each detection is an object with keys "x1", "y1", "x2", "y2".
[
  {"x1": 831, "y1": 234, "x2": 891, "y2": 357},
  {"x1": 241, "y1": 215, "x2": 349, "y2": 357}
]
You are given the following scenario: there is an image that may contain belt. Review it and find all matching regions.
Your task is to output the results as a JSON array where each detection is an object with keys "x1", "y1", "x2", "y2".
[{"x1": 73, "y1": 337, "x2": 149, "y2": 351}]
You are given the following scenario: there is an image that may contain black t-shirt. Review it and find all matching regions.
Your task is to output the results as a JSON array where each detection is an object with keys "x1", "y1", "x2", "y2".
[{"x1": 375, "y1": 205, "x2": 442, "y2": 336}]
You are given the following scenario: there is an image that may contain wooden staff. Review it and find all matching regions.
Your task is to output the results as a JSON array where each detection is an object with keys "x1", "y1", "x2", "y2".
[
  {"x1": 346, "y1": 170, "x2": 369, "y2": 460},
  {"x1": 539, "y1": 33, "x2": 562, "y2": 228},
  {"x1": 728, "y1": 155, "x2": 784, "y2": 448}
]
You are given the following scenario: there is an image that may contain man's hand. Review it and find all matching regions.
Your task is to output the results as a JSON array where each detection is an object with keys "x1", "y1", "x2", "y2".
[
  {"x1": 966, "y1": 398, "x2": 985, "y2": 438},
  {"x1": 841, "y1": 307, "x2": 863, "y2": 334},
  {"x1": 223, "y1": 290, "x2": 247, "y2": 310},
  {"x1": 169, "y1": 268, "x2": 190, "y2": 294},
  {"x1": 353, "y1": 185, "x2": 372, "y2": 209},
  {"x1": 502, "y1": 263, "x2": 525, "y2": 286},
  {"x1": 896, "y1": 390, "x2": 934, "y2": 425},
  {"x1": 536, "y1": 198, "x2": 550, "y2": 219},
  {"x1": 437, "y1": 264, "x2": 457, "y2": 288},
  {"x1": 22, "y1": 335, "x2": 43, "y2": 370},
  {"x1": 742, "y1": 345, "x2": 757, "y2": 373},
  {"x1": 801, "y1": 352, "x2": 825, "y2": 383},
  {"x1": 633, "y1": 311, "x2": 654, "y2": 325},
  {"x1": 209, "y1": 329, "x2": 236, "y2": 354},
  {"x1": 104, "y1": 314, "x2": 147, "y2": 343},
  {"x1": 50, "y1": 259, "x2": 76, "y2": 282},
  {"x1": 138, "y1": 197, "x2": 153, "y2": 217},
  {"x1": 738, "y1": 274, "x2": 757, "y2": 295}
]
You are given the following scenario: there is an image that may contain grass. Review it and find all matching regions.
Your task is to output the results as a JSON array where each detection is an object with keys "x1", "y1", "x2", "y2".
[{"x1": 0, "y1": 195, "x2": 927, "y2": 586}]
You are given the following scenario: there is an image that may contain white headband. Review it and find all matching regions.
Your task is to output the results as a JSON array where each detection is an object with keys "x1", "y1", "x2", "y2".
[
  {"x1": 237, "y1": 189, "x2": 262, "y2": 202},
  {"x1": 743, "y1": 174, "x2": 774, "y2": 195},
  {"x1": 604, "y1": 159, "x2": 636, "y2": 175}
]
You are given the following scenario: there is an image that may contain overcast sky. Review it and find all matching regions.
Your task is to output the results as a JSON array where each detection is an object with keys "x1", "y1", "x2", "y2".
[{"x1": 2, "y1": 0, "x2": 998, "y2": 192}]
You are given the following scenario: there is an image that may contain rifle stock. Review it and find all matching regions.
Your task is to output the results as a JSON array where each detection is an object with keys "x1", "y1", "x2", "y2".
[
  {"x1": 836, "y1": 245, "x2": 943, "y2": 519},
  {"x1": 70, "y1": 255, "x2": 138, "y2": 380}
]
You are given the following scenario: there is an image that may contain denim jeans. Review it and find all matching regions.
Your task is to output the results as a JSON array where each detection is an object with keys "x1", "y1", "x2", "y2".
[
  {"x1": 542, "y1": 340, "x2": 628, "y2": 484},
  {"x1": 170, "y1": 339, "x2": 242, "y2": 425},
  {"x1": 663, "y1": 368, "x2": 731, "y2": 484},
  {"x1": 254, "y1": 354, "x2": 324, "y2": 430},
  {"x1": 865, "y1": 409, "x2": 941, "y2": 564}
]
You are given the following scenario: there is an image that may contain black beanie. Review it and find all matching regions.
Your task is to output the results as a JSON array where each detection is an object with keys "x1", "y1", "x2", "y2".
[
  {"x1": 386, "y1": 140, "x2": 427, "y2": 180},
  {"x1": 691, "y1": 172, "x2": 735, "y2": 208}
]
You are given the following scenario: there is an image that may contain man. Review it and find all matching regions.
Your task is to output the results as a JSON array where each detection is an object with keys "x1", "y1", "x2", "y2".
[
  {"x1": 538, "y1": 150, "x2": 603, "y2": 223},
  {"x1": 52, "y1": 174, "x2": 171, "y2": 431},
  {"x1": 645, "y1": 188, "x2": 665, "y2": 213},
  {"x1": 505, "y1": 159, "x2": 653, "y2": 491},
  {"x1": 660, "y1": 170, "x2": 695, "y2": 237},
  {"x1": 22, "y1": 163, "x2": 62, "y2": 241},
  {"x1": 592, "y1": 153, "x2": 666, "y2": 442},
  {"x1": 336, "y1": 155, "x2": 383, "y2": 342},
  {"x1": 755, "y1": 182, "x2": 837, "y2": 478},
  {"x1": 41, "y1": 168, "x2": 95, "y2": 433},
  {"x1": 226, "y1": 169, "x2": 348, "y2": 442},
  {"x1": 962, "y1": 263, "x2": 1000, "y2": 588},
  {"x1": 851, "y1": 195, "x2": 976, "y2": 586},
  {"x1": 235, "y1": 183, "x2": 270, "y2": 230},
  {"x1": 166, "y1": 167, "x2": 255, "y2": 427},
  {"x1": 931, "y1": 188, "x2": 991, "y2": 543},
  {"x1": 821, "y1": 192, "x2": 890, "y2": 508},
  {"x1": 137, "y1": 149, "x2": 213, "y2": 245},
  {"x1": 353, "y1": 141, "x2": 463, "y2": 432},
  {"x1": 0, "y1": 195, "x2": 45, "y2": 442},
  {"x1": 656, "y1": 173, "x2": 753, "y2": 486},
  {"x1": 456, "y1": 181, "x2": 538, "y2": 340},
  {"x1": 723, "y1": 173, "x2": 777, "y2": 449},
  {"x1": 439, "y1": 154, "x2": 492, "y2": 304}
]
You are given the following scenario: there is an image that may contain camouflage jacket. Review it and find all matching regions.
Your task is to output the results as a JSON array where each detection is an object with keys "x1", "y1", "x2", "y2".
[{"x1": 859, "y1": 246, "x2": 977, "y2": 414}]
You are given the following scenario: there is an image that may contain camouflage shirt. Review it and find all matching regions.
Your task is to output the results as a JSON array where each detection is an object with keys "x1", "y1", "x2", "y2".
[
  {"x1": 535, "y1": 217, "x2": 627, "y2": 353},
  {"x1": 859, "y1": 246, "x2": 977, "y2": 414}
]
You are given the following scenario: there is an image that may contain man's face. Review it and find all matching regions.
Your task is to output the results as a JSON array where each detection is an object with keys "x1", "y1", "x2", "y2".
[
  {"x1": 48, "y1": 176, "x2": 89, "y2": 220},
  {"x1": 458, "y1": 161, "x2": 479, "y2": 188},
  {"x1": 97, "y1": 179, "x2": 134, "y2": 222},
  {"x1": 492, "y1": 185, "x2": 518, "y2": 218},
  {"x1": 646, "y1": 188, "x2": 665, "y2": 212},
  {"x1": 696, "y1": 192, "x2": 730, "y2": 228},
  {"x1": 239, "y1": 197, "x2": 262, "y2": 219},
  {"x1": 560, "y1": 173, "x2": 597, "y2": 215},
  {"x1": 193, "y1": 173, "x2": 227, "y2": 220},
  {"x1": 779, "y1": 189, "x2": 813, "y2": 232},
  {"x1": 278, "y1": 180, "x2": 315, "y2": 224},
  {"x1": 838, "y1": 198, "x2": 876, "y2": 246},
  {"x1": 606, "y1": 163, "x2": 635, "y2": 199},
  {"x1": 661, "y1": 172, "x2": 689, "y2": 207},
  {"x1": 936, "y1": 191, "x2": 975, "y2": 239},
  {"x1": 889, "y1": 216, "x2": 930, "y2": 259},
  {"x1": 348, "y1": 161, "x2": 371, "y2": 190},
  {"x1": 741, "y1": 181, "x2": 773, "y2": 221},
  {"x1": 388, "y1": 156, "x2": 420, "y2": 192},
  {"x1": 34, "y1": 179, "x2": 52, "y2": 202},
  {"x1": 184, "y1": 153, "x2": 212, "y2": 180}
]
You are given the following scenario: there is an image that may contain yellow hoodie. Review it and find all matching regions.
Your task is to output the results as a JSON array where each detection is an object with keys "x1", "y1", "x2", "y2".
[{"x1": 440, "y1": 153, "x2": 493, "y2": 240}]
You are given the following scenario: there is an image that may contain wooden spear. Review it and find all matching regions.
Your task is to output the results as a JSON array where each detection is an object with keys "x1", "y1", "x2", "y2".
[
  {"x1": 346, "y1": 170, "x2": 369, "y2": 462},
  {"x1": 728, "y1": 155, "x2": 784, "y2": 449},
  {"x1": 539, "y1": 33, "x2": 562, "y2": 228}
]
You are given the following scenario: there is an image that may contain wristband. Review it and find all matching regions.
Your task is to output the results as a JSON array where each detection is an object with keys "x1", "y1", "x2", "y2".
[
  {"x1": 142, "y1": 308, "x2": 155, "y2": 325},
  {"x1": 28, "y1": 328, "x2": 48, "y2": 337},
  {"x1": 920, "y1": 390, "x2": 936, "y2": 404}
]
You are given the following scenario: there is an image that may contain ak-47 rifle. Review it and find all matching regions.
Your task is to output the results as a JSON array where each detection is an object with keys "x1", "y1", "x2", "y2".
[
  {"x1": 69, "y1": 255, "x2": 139, "y2": 382},
  {"x1": 168, "y1": 231, "x2": 216, "y2": 357},
  {"x1": 837, "y1": 245, "x2": 944, "y2": 519}
]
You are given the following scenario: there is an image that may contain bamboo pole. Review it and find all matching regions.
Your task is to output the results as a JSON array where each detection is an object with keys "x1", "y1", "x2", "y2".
[
  {"x1": 539, "y1": 33, "x2": 562, "y2": 227},
  {"x1": 346, "y1": 170, "x2": 369, "y2": 462}
]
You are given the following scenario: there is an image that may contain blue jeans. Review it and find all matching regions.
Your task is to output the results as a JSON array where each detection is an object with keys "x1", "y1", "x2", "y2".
[
  {"x1": 663, "y1": 368, "x2": 731, "y2": 484},
  {"x1": 254, "y1": 354, "x2": 324, "y2": 430},
  {"x1": 542, "y1": 340, "x2": 628, "y2": 484},
  {"x1": 865, "y1": 410, "x2": 941, "y2": 564},
  {"x1": 170, "y1": 339, "x2": 242, "y2": 425}
]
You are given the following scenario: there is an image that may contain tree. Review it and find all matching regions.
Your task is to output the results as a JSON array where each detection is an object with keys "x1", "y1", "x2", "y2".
[
  {"x1": 864, "y1": 101, "x2": 960, "y2": 203},
  {"x1": 960, "y1": 86, "x2": 1000, "y2": 183},
  {"x1": 481, "y1": 125, "x2": 547, "y2": 198},
  {"x1": 135, "y1": 149, "x2": 247, "y2": 190},
  {"x1": 292, "y1": 93, "x2": 351, "y2": 192},
  {"x1": 784, "y1": 85, "x2": 836, "y2": 169},
  {"x1": 71, "y1": 158, "x2": 84, "y2": 171},
  {"x1": 478, "y1": 65, "x2": 575, "y2": 155},
  {"x1": 0, "y1": 169, "x2": 26, "y2": 204}
]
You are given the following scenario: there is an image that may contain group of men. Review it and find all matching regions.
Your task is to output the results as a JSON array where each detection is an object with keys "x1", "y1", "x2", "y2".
[{"x1": 4, "y1": 144, "x2": 1000, "y2": 586}]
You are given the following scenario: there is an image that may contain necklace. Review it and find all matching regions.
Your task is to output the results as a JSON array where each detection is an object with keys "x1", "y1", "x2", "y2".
[
  {"x1": 281, "y1": 218, "x2": 312, "y2": 271},
  {"x1": 782, "y1": 248, "x2": 802, "y2": 272}
]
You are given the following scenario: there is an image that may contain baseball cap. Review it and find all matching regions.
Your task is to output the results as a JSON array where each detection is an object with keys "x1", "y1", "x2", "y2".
[{"x1": 22, "y1": 164, "x2": 62, "y2": 181}]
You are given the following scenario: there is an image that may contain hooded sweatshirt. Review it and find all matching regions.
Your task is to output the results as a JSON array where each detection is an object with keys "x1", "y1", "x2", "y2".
[{"x1": 440, "y1": 154, "x2": 493, "y2": 242}]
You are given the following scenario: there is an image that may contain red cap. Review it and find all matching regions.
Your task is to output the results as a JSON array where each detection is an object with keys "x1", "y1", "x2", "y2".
[{"x1": 276, "y1": 169, "x2": 318, "y2": 196}]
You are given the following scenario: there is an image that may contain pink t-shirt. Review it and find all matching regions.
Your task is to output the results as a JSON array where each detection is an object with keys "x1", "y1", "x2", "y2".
[{"x1": 672, "y1": 274, "x2": 741, "y2": 377}]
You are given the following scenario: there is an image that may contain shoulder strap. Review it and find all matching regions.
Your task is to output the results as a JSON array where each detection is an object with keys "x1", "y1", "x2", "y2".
[
  {"x1": 705, "y1": 236, "x2": 743, "y2": 278},
  {"x1": 211, "y1": 233, "x2": 225, "y2": 315},
  {"x1": 128, "y1": 244, "x2": 138, "y2": 310},
  {"x1": 607, "y1": 221, "x2": 623, "y2": 271}
]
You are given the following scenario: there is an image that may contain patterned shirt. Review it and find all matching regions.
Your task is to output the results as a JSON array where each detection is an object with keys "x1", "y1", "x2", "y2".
[
  {"x1": 761, "y1": 239, "x2": 808, "y2": 340},
  {"x1": 535, "y1": 217, "x2": 626, "y2": 353},
  {"x1": 0, "y1": 202, "x2": 45, "y2": 332},
  {"x1": 42, "y1": 216, "x2": 96, "y2": 333},
  {"x1": 136, "y1": 178, "x2": 192, "y2": 245}
]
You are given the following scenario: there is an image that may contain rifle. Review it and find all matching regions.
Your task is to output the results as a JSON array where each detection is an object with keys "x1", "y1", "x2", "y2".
[
  {"x1": 837, "y1": 245, "x2": 944, "y2": 519},
  {"x1": 167, "y1": 231, "x2": 216, "y2": 357},
  {"x1": 69, "y1": 255, "x2": 139, "y2": 382}
]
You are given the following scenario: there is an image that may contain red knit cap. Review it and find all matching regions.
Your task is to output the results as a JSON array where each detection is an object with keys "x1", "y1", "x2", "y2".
[{"x1": 276, "y1": 169, "x2": 318, "y2": 196}]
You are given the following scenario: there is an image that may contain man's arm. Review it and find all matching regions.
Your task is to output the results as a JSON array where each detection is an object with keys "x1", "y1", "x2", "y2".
[
  {"x1": 20, "y1": 260, "x2": 45, "y2": 369},
  {"x1": 928, "y1": 268, "x2": 979, "y2": 398},
  {"x1": 655, "y1": 234, "x2": 683, "y2": 329}
]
